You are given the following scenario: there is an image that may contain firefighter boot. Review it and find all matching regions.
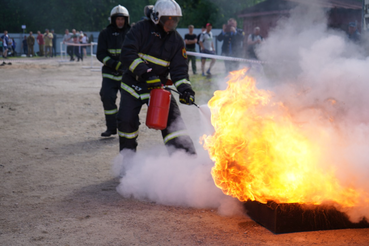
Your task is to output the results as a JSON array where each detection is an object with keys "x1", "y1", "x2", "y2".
[
  {"x1": 101, "y1": 114, "x2": 117, "y2": 137},
  {"x1": 101, "y1": 129, "x2": 117, "y2": 137}
]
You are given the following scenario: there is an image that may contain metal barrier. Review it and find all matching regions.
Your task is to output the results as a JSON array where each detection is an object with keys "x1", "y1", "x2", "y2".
[{"x1": 59, "y1": 42, "x2": 101, "y2": 71}]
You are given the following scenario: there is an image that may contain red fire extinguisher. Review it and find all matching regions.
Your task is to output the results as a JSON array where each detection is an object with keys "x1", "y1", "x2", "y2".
[{"x1": 146, "y1": 88, "x2": 171, "y2": 130}]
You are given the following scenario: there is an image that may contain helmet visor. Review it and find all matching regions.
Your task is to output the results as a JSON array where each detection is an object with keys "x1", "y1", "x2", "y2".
[{"x1": 160, "y1": 16, "x2": 180, "y2": 31}]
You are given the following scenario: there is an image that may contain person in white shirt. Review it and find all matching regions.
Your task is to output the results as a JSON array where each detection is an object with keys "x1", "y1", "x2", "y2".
[
  {"x1": 62, "y1": 29, "x2": 73, "y2": 61},
  {"x1": 1, "y1": 30, "x2": 9, "y2": 58},
  {"x1": 247, "y1": 27, "x2": 264, "y2": 60},
  {"x1": 199, "y1": 23, "x2": 216, "y2": 76},
  {"x1": 80, "y1": 32, "x2": 88, "y2": 59}
]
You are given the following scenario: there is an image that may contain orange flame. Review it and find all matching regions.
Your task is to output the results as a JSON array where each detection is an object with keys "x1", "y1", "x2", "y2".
[{"x1": 203, "y1": 69, "x2": 360, "y2": 207}]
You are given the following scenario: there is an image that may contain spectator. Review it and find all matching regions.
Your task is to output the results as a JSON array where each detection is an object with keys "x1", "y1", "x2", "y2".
[
  {"x1": 184, "y1": 24, "x2": 197, "y2": 75},
  {"x1": 348, "y1": 22, "x2": 361, "y2": 43},
  {"x1": 1, "y1": 31, "x2": 9, "y2": 58},
  {"x1": 44, "y1": 29, "x2": 53, "y2": 57},
  {"x1": 7, "y1": 36, "x2": 14, "y2": 56},
  {"x1": 63, "y1": 29, "x2": 73, "y2": 61},
  {"x1": 27, "y1": 31, "x2": 35, "y2": 57},
  {"x1": 36, "y1": 31, "x2": 45, "y2": 56},
  {"x1": 11, "y1": 37, "x2": 16, "y2": 55},
  {"x1": 78, "y1": 31, "x2": 82, "y2": 57},
  {"x1": 199, "y1": 23, "x2": 216, "y2": 76},
  {"x1": 0, "y1": 37, "x2": 3, "y2": 56},
  {"x1": 51, "y1": 29, "x2": 57, "y2": 57},
  {"x1": 85, "y1": 33, "x2": 89, "y2": 43},
  {"x1": 88, "y1": 34, "x2": 94, "y2": 55},
  {"x1": 247, "y1": 27, "x2": 264, "y2": 60},
  {"x1": 88, "y1": 34, "x2": 94, "y2": 44},
  {"x1": 22, "y1": 36, "x2": 28, "y2": 55},
  {"x1": 80, "y1": 31, "x2": 88, "y2": 59},
  {"x1": 228, "y1": 19, "x2": 245, "y2": 56},
  {"x1": 217, "y1": 18, "x2": 245, "y2": 74},
  {"x1": 71, "y1": 29, "x2": 82, "y2": 61},
  {"x1": 12, "y1": 37, "x2": 16, "y2": 51},
  {"x1": 197, "y1": 26, "x2": 205, "y2": 51}
]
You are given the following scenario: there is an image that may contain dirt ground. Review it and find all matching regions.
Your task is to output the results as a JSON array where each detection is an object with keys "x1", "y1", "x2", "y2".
[{"x1": 1, "y1": 57, "x2": 368, "y2": 246}]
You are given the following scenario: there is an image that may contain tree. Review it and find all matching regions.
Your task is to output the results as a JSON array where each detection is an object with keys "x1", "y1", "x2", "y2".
[{"x1": 0, "y1": 0, "x2": 266, "y2": 32}]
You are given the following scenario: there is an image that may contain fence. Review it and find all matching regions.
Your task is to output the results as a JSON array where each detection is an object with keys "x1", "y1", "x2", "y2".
[
  {"x1": 3, "y1": 29, "x2": 225, "y2": 57},
  {"x1": 59, "y1": 42, "x2": 101, "y2": 71}
]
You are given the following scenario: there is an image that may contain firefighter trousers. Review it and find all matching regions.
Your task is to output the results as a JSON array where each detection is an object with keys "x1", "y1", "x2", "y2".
[
  {"x1": 117, "y1": 88, "x2": 196, "y2": 155},
  {"x1": 100, "y1": 76, "x2": 121, "y2": 131}
]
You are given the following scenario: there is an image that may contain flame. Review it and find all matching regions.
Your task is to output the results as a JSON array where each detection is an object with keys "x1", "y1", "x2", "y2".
[
  {"x1": 203, "y1": 69, "x2": 360, "y2": 207},
  {"x1": 326, "y1": 98, "x2": 337, "y2": 105}
]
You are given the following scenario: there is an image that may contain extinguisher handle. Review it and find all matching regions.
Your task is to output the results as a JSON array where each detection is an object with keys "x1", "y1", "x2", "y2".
[{"x1": 164, "y1": 87, "x2": 199, "y2": 108}]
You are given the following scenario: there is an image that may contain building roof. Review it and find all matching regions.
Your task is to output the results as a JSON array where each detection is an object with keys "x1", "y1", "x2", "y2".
[
  {"x1": 238, "y1": 0, "x2": 362, "y2": 18},
  {"x1": 289, "y1": 0, "x2": 362, "y2": 9}
]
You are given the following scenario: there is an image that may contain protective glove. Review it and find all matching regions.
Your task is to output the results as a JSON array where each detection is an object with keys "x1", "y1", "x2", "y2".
[
  {"x1": 179, "y1": 88, "x2": 195, "y2": 105},
  {"x1": 142, "y1": 70, "x2": 162, "y2": 90},
  {"x1": 112, "y1": 70, "x2": 122, "y2": 76},
  {"x1": 115, "y1": 62, "x2": 125, "y2": 75}
]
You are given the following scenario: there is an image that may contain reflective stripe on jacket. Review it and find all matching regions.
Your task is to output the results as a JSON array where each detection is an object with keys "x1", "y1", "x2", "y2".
[
  {"x1": 97, "y1": 23, "x2": 130, "y2": 76},
  {"x1": 120, "y1": 19, "x2": 193, "y2": 95}
]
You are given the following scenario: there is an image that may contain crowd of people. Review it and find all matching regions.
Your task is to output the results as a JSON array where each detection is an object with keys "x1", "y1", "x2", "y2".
[
  {"x1": 63, "y1": 29, "x2": 90, "y2": 61},
  {"x1": 0, "y1": 31, "x2": 16, "y2": 59},
  {"x1": 182, "y1": 20, "x2": 361, "y2": 77},
  {"x1": 183, "y1": 19, "x2": 263, "y2": 77},
  {"x1": 0, "y1": 29, "x2": 91, "y2": 59},
  {"x1": 1, "y1": 19, "x2": 360, "y2": 68}
]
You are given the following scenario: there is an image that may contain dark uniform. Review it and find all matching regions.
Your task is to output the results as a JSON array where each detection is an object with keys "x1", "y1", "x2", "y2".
[
  {"x1": 51, "y1": 31, "x2": 57, "y2": 57},
  {"x1": 97, "y1": 22, "x2": 130, "y2": 134},
  {"x1": 118, "y1": 19, "x2": 196, "y2": 155},
  {"x1": 217, "y1": 27, "x2": 245, "y2": 73}
]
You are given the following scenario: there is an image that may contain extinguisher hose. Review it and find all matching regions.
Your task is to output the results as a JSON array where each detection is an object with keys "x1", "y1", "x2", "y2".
[{"x1": 164, "y1": 87, "x2": 200, "y2": 108}]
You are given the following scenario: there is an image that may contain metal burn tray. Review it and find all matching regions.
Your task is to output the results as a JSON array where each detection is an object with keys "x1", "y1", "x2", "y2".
[{"x1": 244, "y1": 200, "x2": 369, "y2": 234}]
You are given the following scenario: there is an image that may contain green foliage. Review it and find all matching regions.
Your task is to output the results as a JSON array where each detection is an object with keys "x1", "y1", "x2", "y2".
[
  {"x1": 0, "y1": 0, "x2": 266, "y2": 33},
  {"x1": 180, "y1": 0, "x2": 266, "y2": 28}
]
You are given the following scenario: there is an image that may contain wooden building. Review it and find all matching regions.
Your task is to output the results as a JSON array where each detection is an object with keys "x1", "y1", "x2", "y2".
[{"x1": 238, "y1": 0, "x2": 362, "y2": 38}]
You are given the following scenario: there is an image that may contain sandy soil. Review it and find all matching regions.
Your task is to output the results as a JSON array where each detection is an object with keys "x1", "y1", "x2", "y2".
[{"x1": 1, "y1": 57, "x2": 368, "y2": 246}]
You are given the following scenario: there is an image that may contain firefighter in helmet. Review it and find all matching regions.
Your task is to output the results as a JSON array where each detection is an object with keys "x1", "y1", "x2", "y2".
[
  {"x1": 117, "y1": 0, "x2": 196, "y2": 155},
  {"x1": 97, "y1": 5, "x2": 130, "y2": 137}
]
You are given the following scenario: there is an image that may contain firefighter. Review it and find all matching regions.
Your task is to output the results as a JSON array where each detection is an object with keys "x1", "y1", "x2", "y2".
[
  {"x1": 117, "y1": 0, "x2": 196, "y2": 155},
  {"x1": 97, "y1": 5, "x2": 130, "y2": 137}
]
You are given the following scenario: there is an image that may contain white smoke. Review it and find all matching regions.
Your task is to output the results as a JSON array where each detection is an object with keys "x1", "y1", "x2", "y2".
[
  {"x1": 258, "y1": 4, "x2": 369, "y2": 221},
  {"x1": 113, "y1": 133, "x2": 244, "y2": 217}
]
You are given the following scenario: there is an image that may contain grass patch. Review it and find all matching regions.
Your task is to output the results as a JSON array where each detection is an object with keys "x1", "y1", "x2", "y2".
[{"x1": 189, "y1": 74, "x2": 226, "y2": 104}]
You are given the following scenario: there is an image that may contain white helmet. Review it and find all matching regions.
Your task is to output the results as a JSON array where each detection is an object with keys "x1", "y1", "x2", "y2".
[
  {"x1": 110, "y1": 5, "x2": 130, "y2": 24},
  {"x1": 151, "y1": 0, "x2": 182, "y2": 25}
]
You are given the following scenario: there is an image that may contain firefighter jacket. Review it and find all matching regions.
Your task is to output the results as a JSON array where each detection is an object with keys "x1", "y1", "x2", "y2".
[
  {"x1": 120, "y1": 19, "x2": 193, "y2": 100},
  {"x1": 97, "y1": 23, "x2": 130, "y2": 80}
]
